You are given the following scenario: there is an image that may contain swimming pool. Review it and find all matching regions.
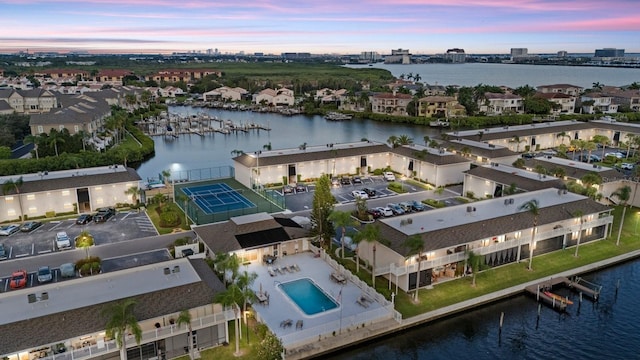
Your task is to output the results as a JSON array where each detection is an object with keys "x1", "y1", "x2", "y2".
[{"x1": 278, "y1": 278, "x2": 338, "y2": 315}]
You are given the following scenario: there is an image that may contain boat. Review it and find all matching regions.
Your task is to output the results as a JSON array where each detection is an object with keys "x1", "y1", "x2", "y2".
[
  {"x1": 429, "y1": 120, "x2": 450, "y2": 128},
  {"x1": 543, "y1": 291, "x2": 574, "y2": 305},
  {"x1": 325, "y1": 112, "x2": 353, "y2": 121}
]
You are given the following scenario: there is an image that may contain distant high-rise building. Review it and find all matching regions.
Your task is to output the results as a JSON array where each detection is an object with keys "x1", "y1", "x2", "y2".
[
  {"x1": 359, "y1": 51, "x2": 381, "y2": 62},
  {"x1": 385, "y1": 49, "x2": 411, "y2": 64},
  {"x1": 594, "y1": 48, "x2": 625, "y2": 58},
  {"x1": 443, "y1": 48, "x2": 466, "y2": 63},
  {"x1": 557, "y1": 51, "x2": 568, "y2": 58},
  {"x1": 510, "y1": 48, "x2": 528, "y2": 58},
  {"x1": 206, "y1": 49, "x2": 212, "y2": 55}
]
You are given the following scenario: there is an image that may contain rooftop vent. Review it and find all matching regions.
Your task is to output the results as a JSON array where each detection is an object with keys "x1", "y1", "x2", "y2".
[{"x1": 466, "y1": 206, "x2": 476, "y2": 213}]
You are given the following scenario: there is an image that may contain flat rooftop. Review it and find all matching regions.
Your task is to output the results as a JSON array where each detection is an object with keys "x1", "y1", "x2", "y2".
[
  {"x1": 448, "y1": 120, "x2": 580, "y2": 137},
  {"x1": 381, "y1": 188, "x2": 586, "y2": 236},
  {"x1": 0, "y1": 257, "x2": 200, "y2": 325},
  {"x1": 246, "y1": 141, "x2": 382, "y2": 159},
  {"x1": 533, "y1": 155, "x2": 613, "y2": 173},
  {"x1": 0, "y1": 165, "x2": 128, "y2": 183},
  {"x1": 479, "y1": 163, "x2": 560, "y2": 182},
  {"x1": 448, "y1": 138, "x2": 509, "y2": 151}
]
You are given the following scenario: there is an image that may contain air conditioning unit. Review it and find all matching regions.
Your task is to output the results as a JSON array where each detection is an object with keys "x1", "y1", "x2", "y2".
[
  {"x1": 467, "y1": 206, "x2": 473, "y2": 212},
  {"x1": 509, "y1": 198, "x2": 514, "y2": 204},
  {"x1": 407, "y1": 218, "x2": 413, "y2": 224},
  {"x1": 504, "y1": 199, "x2": 510, "y2": 205}
]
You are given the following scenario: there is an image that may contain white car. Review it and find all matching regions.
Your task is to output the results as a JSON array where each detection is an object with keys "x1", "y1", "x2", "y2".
[
  {"x1": 605, "y1": 152, "x2": 624, "y2": 159},
  {"x1": 620, "y1": 163, "x2": 634, "y2": 170},
  {"x1": 55, "y1": 231, "x2": 72, "y2": 249},
  {"x1": 351, "y1": 190, "x2": 369, "y2": 199},
  {"x1": 375, "y1": 206, "x2": 394, "y2": 217},
  {"x1": 0, "y1": 224, "x2": 20, "y2": 236},
  {"x1": 383, "y1": 172, "x2": 396, "y2": 181}
]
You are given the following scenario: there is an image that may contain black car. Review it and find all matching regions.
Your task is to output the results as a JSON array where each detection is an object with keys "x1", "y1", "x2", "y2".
[
  {"x1": 0, "y1": 243, "x2": 7, "y2": 260},
  {"x1": 295, "y1": 184, "x2": 307, "y2": 193},
  {"x1": 340, "y1": 177, "x2": 351, "y2": 185},
  {"x1": 94, "y1": 207, "x2": 116, "y2": 223},
  {"x1": 362, "y1": 188, "x2": 377, "y2": 197},
  {"x1": 20, "y1": 221, "x2": 43, "y2": 232},
  {"x1": 76, "y1": 214, "x2": 93, "y2": 225}
]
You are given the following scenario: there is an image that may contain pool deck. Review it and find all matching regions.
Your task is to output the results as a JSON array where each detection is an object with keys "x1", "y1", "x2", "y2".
[{"x1": 246, "y1": 251, "x2": 396, "y2": 352}]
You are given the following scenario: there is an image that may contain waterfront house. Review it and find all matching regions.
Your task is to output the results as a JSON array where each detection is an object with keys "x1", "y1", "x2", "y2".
[
  {"x1": 534, "y1": 92, "x2": 576, "y2": 114},
  {"x1": 0, "y1": 88, "x2": 58, "y2": 114},
  {"x1": 370, "y1": 91, "x2": 412, "y2": 116},
  {"x1": 478, "y1": 92, "x2": 524, "y2": 115},
  {"x1": 158, "y1": 86, "x2": 185, "y2": 98},
  {"x1": 95, "y1": 69, "x2": 133, "y2": 85},
  {"x1": 581, "y1": 93, "x2": 618, "y2": 114},
  {"x1": 255, "y1": 88, "x2": 294, "y2": 106},
  {"x1": 423, "y1": 84, "x2": 447, "y2": 96},
  {"x1": 536, "y1": 84, "x2": 583, "y2": 97},
  {"x1": 417, "y1": 96, "x2": 466, "y2": 118},
  {"x1": 0, "y1": 165, "x2": 141, "y2": 222},
  {"x1": 203, "y1": 86, "x2": 248, "y2": 102},
  {"x1": 315, "y1": 88, "x2": 348, "y2": 104},
  {"x1": 602, "y1": 88, "x2": 640, "y2": 112},
  {"x1": 149, "y1": 69, "x2": 221, "y2": 84},
  {"x1": 355, "y1": 188, "x2": 612, "y2": 293},
  {"x1": 0, "y1": 257, "x2": 231, "y2": 360}
]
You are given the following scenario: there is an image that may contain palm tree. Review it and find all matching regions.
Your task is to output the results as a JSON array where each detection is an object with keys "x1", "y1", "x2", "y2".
[
  {"x1": 518, "y1": 199, "x2": 540, "y2": 271},
  {"x1": 466, "y1": 249, "x2": 482, "y2": 287},
  {"x1": 2, "y1": 177, "x2": 24, "y2": 221},
  {"x1": 236, "y1": 270, "x2": 257, "y2": 342},
  {"x1": 570, "y1": 139, "x2": 583, "y2": 158},
  {"x1": 176, "y1": 310, "x2": 194, "y2": 360},
  {"x1": 556, "y1": 131, "x2": 570, "y2": 146},
  {"x1": 354, "y1": 224, "x2": 383, "y2": 286},
  {"x1": 161, "y1": 169, "x2": 172, "y2": 186},
  {"x1": 396, "y1": 134, "x2": 414, "y2": 146},
  {"x1": 328, "y1": 210, "x2": 358, "y2": 258},
  {"x1": 509, "y1": 136, "x2": 526, "y2": 152},
  {"x1": 75, "y1": 230, "x2": 94, "y2": 258},
  {"x1": 214, "y1": 283, "x2": 243, "y2": 356},
  {"x1": 613, "y1": 185, "x2": 631, "y2": 246},
  {"x1": 48, "y1": 131, "x2": 65, "y2": 157},
  {"x1": 625, "y1": 133, "x2": 636, "y2": 159},
  {"x1": 124, "y1": 186, "x2": 140, "y2": 205},
  {"x1": 230, "y1": 149, "x2": 245, "y2": 156},
  {"x1": 573, "y1": 210, "x2": 585, "y2": 257},
  {"x1": 403, "y1": 234, "x2": 424, "y2": 302},
  {"x1": 583, "y1": 141, "x2": 597, "y2": 163},
  {"x1": 213, "y1": 253, "x2": 241, "y2": 285},
  {"x1": 592, "y1": 82, "x2": 603, "y2": 91},
  {"x1": 592, "y1": 135, "x2": 609, "y2": 158},
  {"x1": 176, "y1": 192, "x2": 190, "y2": 226},
  {"x1": 387, "y1": 135, "x2": 399, "y2": 148},
  {"x1": 414, "y1": 73, "x2": 422, "y2": 83},
  {"x1": 102, "y1": 298, "x2": 142, "y2": 360},
  {"x1": 23, "y1": 134, "x2": 40, "y2": 159}
]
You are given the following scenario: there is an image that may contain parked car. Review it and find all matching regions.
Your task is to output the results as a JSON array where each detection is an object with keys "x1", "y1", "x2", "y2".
[
  {"x1": 340, "y1": 177, "x2": 352, "y2": 185},
  {"x1": 55, "y1": 231, "x2": 72, "y2": 250},
  {"x1": 383, "y1": 172, "x2": 396, "y2": 181},
  {"x1": 94, "y1": 207, "x2": 116, "y2": 223},
  {"x1": 351, "y1": 190, "x2": 369, "y2": 199},
  {"x1": 522, "y1": 153, "x2": 536, "y2": 159},
  {"x1": 352, "y1": 176, "x2": 362, "y2": 184},
  {"x1": 0, "y1": 243, "x2": 7, "y2": 260},
  {"x1": 605, "y1": 152, "x2": 624, "y2": 159},
  {"x1": 408, "y1": 200, "x2": 426, "y2": 212},
  {"x1": 362, "y1": 188, "x2": 377, "y2": 197},
  {"x1": 9, "y1": 269, "x2": 28, "y2": 289},
  {"x1": 0, "y1": 224, "x2": 20, "y2": 236},
  {"x1": 60, "y1": 263, "x2": 76, "y2": 278},
  {"x1": 295, "y1": 184, "x2": 307, "y2": 193},
  {"x1": 37, "y1": 266, "x2": 53, "y2": 283},
  {"x1": 398, "y1": 202, "x2": 414, "y2": 213},
  {"x1": 387, "y1": 203, "x2": 405, "y2": 215},
  {"x1": 620, "y1": 163, "x2": 634, "y2": 170},
  {"x1": 76, "y1": 213, "x2": 94, "y2": 225},
  {"x1": 367, "y1": 208, "x2": 383, "y2": 219},
  {"x1": 375, "y1": 206, "x2": 394, "y2": 217},
  {"x1": 541, "y1": 149, "x2": 557, "y2": 156},
  {"x1": 20, "y1": 221, "x2": 42, "y2": 232},
  {"x1": 282, "y1": 185, "x2": 293, "y2": 194},
  {"x1": 331, "y1": 177, "x2": 340, "y2": 186}
]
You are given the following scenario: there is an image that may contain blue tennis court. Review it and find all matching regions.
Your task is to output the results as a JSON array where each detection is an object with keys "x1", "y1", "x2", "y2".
[{"x1": 182, "y1": 183, "x2": 256, "y2": 214}]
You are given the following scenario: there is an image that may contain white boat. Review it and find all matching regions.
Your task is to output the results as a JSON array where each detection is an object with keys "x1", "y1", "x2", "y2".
[
  {"x1": 325, "y1": 112, "x2": 353, "y2": 121},
  {"x1": 429, "y1": 120, "x2": 450, "y2": 128}
]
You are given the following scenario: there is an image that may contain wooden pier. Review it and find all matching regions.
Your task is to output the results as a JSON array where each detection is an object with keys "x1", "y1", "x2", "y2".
[{"x1": 525, "y1": 276, "x2": 600, "y2": 312}]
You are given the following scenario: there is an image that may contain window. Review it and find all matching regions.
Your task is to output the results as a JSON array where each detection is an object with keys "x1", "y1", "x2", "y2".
[
  {"x1": 59, "y1": 125, "x2": 65, "y2": 131},
  {"x1": 37, "y1": 126, "x2": 44, "y2": 133}
]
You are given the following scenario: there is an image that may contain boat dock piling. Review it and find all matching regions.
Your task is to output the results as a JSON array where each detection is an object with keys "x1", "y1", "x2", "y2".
[
  {"x1": 525, "y1": 276, "x2": 601, "y2": 312},
  {"x1": 139, "y1": 113, "x2": 270, "y2": 137}
]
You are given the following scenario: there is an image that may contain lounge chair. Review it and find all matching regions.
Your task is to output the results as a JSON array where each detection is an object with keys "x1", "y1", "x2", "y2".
[
  {"x1": 280, "y1": 319, "x2": 293, "y2": 328},
  {"x1": 296, "y1": 320, "x2": 303, "y2": 330},
  {"x1": 274, "y1": 267, "x2": 283, "y2": 275},
  {"x1": 288, "y1": 264, "x2": 297, "y2": 272},
  {"x1": 267, "y1": 266, "x2": 276, "y2": 277},
  {"x1": 281, "y1": 266, "x2": 290, "y2": 273},
  {"x1": 292, "y1": 264, "x2": 301, "y2": 272},
  {"x1": 356, "y1": 298, "x2": 369, "y2": 308}
]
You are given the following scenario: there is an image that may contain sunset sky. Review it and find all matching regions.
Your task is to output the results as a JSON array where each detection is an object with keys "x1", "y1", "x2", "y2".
[{"x1": 1, "y1": 0, "x2": 639, "y2": 55}]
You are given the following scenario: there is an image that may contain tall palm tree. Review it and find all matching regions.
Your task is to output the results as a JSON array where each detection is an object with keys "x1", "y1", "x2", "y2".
[
  {"x1": 592, "y1": 135, "x2": 609, "y2": 158},
  {"x1": 48, "y1": 131, "x2": 65, "y2": 157},
  {"x1": 573, "y1": 210, "x2": 585, "y2": 257},
  {"x1": 236, "y1": 270, "x2": 257, "y2": 343},
  {"x1": 583, "y1": 141, "x2": 597, "y2": 163},
  {"x1": 214, "y1": 283, "x2": 243, "y2": 356},
  {"x1": 176, "y1": 310, "x2": 194, "y2": 360},
  {"x1": 403, "y1": 234, "x2": 424, "y2": 302},
  {"x1": 518, "y1": 199, "x2": 540, "y2": 271},
  {"x1": 75, "y1": 230, "x2": 94, "y2": 258},
  {"x1": 176, "y1": 192, "x2": 190, "y2": 226},
  {"x1": 624, "y1": 133, "x2": 637, "y2": 159},
  {"x1": 396, "y1": 134, "x2": 414, "y2": 146},
  {"x1": 354, "y1": 224, "x2": 383, "y2": 286},
  {"x1": 102, "y1": 298, "x2": 142, "y2": 360},
  {"x1": 124, "y1": 186, "x2": 140, "y2": 205},
  {"x1": 386, "y1": 135, "x2": 399, "y2": 148},
  {"x1": 509, "y1": 135, "x2": 526, "y2": 152},
  {"x1": 466, "y1": 249, "x2": 482, "y2": 287},
  {"x1": 613, "y1": 185, "x2": 631, "y2": 246},
  {"x1": 23, "y1": 134, "x2": 40, "y2": 159},
  {"x1": 556, "y1": 131, "x2": 570, "y2": 146},
  {"x1": 328, "y1": 210, "x2": 358, "y2": 258},
  {"x1": 2, "y1": 177, "x2": 24, "y2": 221}
]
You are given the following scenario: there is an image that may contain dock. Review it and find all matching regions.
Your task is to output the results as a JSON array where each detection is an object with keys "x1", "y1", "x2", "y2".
[
  {"x1": 138, "y1": 112, "x2": 270, "y2": 137},
  {"x1": 524, "y1": 276, "x2": 600, "y2": 312}
]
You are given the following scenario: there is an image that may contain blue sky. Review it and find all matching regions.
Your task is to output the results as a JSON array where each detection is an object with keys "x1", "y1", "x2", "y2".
[{"x1": 1, "y1": 0, "x2": 639, "y2": 54}]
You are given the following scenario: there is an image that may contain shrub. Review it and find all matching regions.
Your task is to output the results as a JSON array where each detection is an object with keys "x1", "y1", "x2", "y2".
[
  {"x1": 159, "y1": 210, "x2": 180, "y2": 227},
  {"x1": 45, "y1": 211, "x2": 56, "y2": 218}
]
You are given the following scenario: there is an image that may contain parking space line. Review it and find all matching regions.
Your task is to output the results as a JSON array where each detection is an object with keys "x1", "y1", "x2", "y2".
[
  {"x1": 15, "y1": 253, "x2": 30, "y2": 258},
  {"x1": 38, "y1": 250, "x2": 53, "y2": 254},
  {"x1": 31, "y1": 243, "x2": 35, "y2": 255},
  {"x1": 50, "y1": 221, "x2": 63, "y2": 230}
]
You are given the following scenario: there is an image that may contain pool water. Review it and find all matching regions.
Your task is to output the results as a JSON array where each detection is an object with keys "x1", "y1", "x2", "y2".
[{"x1": 278, "y1": 278, "x2": 339, "y2": 315}]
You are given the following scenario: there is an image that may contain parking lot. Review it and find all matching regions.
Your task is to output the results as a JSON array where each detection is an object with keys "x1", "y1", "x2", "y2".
[
  {"x1": 0, "y1": 211, "x2": 157, "y2": 261},
  {"x1": 283, "y1": 175, "x2": 422, "y2": 212}
]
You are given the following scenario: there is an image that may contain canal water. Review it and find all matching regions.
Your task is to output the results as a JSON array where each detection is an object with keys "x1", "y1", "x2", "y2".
[
  {"x1": 135, "y1": 107, "x2": 442, "y2": 180},
  {"x1": 326, "y1": 259, "x2": 640, "y2": 359}
]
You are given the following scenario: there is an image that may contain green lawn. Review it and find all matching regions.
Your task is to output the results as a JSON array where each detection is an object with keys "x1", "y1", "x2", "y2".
[{"x1": 146, "y1": 202, "x2": 192, "y2": 235}]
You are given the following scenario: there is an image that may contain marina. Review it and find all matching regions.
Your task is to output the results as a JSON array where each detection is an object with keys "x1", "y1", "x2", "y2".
[{"x1": 136, "y1": 112, "x2": 271, "y2": 137}]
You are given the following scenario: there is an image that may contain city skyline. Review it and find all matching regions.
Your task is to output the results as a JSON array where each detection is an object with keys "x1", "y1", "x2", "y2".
[{"x1": 1, "y1": 0, "x2": 639, "y2": 55}]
